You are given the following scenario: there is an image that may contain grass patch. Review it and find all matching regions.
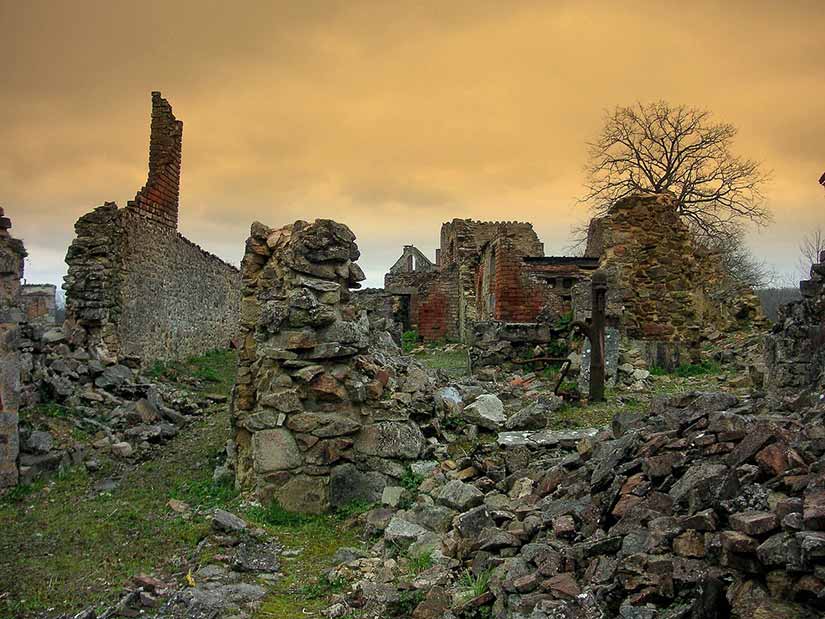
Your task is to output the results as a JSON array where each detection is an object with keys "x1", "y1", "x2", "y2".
[
  {"x1": 401, "y1": 329, "x2": 419, "y2": 353},
  {"x1": 459, "y1": 568, "x2": 492, "y2": 597},
  {"x1": 414, "y1": 348, "x2": 469, "y2": 377},
  {"x1": 405, "y1": 549, "x2": 434, "y2": 575},
  {"x1": 649, "y1": 360, "x2": 722, "y2": 378},
  {"x1": 0, "y1": 407, "x2": 231, "y2": 617},
  {"x1": 251, "y1": 504, "x2": 360, "y2": 619},
  {"x1": 147, "y1": 349, "x2": 237, "y2": 395}
]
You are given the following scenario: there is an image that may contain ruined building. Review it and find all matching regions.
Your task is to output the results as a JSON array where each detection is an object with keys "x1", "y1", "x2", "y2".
[
  {"x1": 63, "y1": 93, "x2": 240, "y2": 364},
  {"x1": 375, "y1": 193, "x2": 763, "y2": 366},
  {"x1": 233, "y1": 219, "x2": 437, "y2": 513},
  {"x1": 383, "y1": 219, "x2": 598, "y2": 342},
  {"x1": 0, "y1": 209, "x2": 25, "y2": 488},
  {"x1": 583, "y1": 192, "x2": 764, "y2": 344},
  {"x1": 21, "y1": 284, "x2": 57, "y2": 325}
]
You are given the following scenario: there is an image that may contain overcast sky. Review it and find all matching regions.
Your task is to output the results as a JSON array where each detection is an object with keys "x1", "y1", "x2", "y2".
[{"x1": 3, "y1": 0, "x2": 823, "y2": 290}]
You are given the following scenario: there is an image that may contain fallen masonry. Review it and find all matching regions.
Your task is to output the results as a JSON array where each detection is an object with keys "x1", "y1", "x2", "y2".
[{"x1": 322, "y1": 390, "x2": 825, "y2": 619}]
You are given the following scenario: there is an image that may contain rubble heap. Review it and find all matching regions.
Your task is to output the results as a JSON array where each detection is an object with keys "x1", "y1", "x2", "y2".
[
  {"x1": 764, "y1": 250, "x2": 825, "y2": 397},
  {"x1": 233, "y1": 219, "x2": 439, "y2": 513},
  {"x1": 15, "y1": 318, "x2": 216, "y2": 483},
  {"x1": 328, "y1": 391, "x2": 825, "y2": 619}
]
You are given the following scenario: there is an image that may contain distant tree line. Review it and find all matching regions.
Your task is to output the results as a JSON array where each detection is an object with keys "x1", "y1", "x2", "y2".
[{"x1": 756, "y1": 287, "x2": 801, "y2": 322}]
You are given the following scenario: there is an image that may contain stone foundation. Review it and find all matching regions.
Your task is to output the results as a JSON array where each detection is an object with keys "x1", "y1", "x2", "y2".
[{"x1": 233, "y1": 219, "x2": 436, "y2": 513}]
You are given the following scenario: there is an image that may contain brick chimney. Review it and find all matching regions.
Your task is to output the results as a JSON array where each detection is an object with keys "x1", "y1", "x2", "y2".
[{"x1": 127, "y1": 92, "x2": 183, "y2": 229}]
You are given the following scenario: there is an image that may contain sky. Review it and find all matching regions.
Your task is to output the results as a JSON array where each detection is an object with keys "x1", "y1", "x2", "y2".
[{"x1": 2, "y1": 0, "x2": 823, "y2": 290}]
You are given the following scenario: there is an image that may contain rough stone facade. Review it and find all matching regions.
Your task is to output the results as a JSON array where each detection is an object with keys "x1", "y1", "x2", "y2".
[
  {"x1": 233, "y1": 219, "x2": 437, "y2": 513},
  {"x1": 584, "y1": 192, "x2": 764, "y2": 345},
  {"x1": 21, "y1": 284, "x2": 56, "y2": 325},
  {"x1": 0, "y1": 208, "x2": 25, "y2": 488},
  {"x1": 63, "y1": 93, "x2": 240, "y2": 364},
  {"x1": 764, "y1": 250, "x2": 825, "y2": 395}
]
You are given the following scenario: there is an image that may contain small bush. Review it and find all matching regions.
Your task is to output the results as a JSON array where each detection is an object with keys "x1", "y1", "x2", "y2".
[{"x1": 402, "y1": 330, "x2": 419, "y2": 353}]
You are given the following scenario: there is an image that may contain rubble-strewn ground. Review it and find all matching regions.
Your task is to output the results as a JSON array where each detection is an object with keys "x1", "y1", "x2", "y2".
[{"x1": 7, "y1": 328, "x2": 818, "y2": 619}]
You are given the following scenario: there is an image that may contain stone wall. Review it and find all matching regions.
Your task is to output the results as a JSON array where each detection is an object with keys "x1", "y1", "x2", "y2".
[
  {"x1": 233, "y1": 219, "x2": 436, "y2": 513},
  {"x1": 63, "y1": 93, "x2": 240, "y2": 364},
  {"x1": 764, "y1": 250, "x2": 825, "y2": 395},
  {"x1": 585, "y1": 192, "x2": 764, "y2": 344},
  {"x1": 0, "y1": 208, "x2": 25, "y2": 488},
  {"x1": 21, "y1": 284, "x2": 56, "y2": 325}
]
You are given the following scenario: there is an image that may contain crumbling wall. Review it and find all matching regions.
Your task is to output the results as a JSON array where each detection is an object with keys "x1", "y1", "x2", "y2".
[
  {"x1": 63, "y1": 93, "x2": 240, "y2": 364},
  {"x1": 387, "y1": 219, "x2": 544, "y2": 343},
  {"x1": 764, "y1": 250, "x2": 825, "y2": 394},
  {"x1": 0, "y1": 208, "x2": 25, "y2": 488},
  {"x1": 585, "y1": 192, "x2": 763, "y2": 343},
  {"x1": 127, "y1": 92, "x2": 183, "y2": 229},
  {"x1": 233, "y1": 219, "x2": 435, "y2": 513},
  {"x1": 21, "y1": 284, "x2": 57, "y2": 325},
  {"x1": 476, "y1": 237, "x2": 597, "y2": 324}
]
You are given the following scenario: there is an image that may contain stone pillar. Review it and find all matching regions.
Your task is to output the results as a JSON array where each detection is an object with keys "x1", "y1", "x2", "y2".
[
  {"x1": 0, "y1": 208, "x2": 25, "y2": 488},
  {"x1": 233, "y1": 219, "x2": 427, "y2": 513}
]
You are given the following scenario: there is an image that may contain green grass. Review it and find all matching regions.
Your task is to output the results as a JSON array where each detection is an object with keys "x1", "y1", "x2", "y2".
[
  {"x1": 405, "y1": 549, "x2": 434, "y2": 575},
  {"x1": 414, "y1": 348, "x2": 469, "y2": 377},
  {"x1": 147, "y1": 349, "x2": 237, "y2": 394},
  {"x1": 0, "y1": 409, "x2": 229, "y2": 617},
  {"x1": 649, "y1": 360, "x2": 722, "y2": 378},
  {"x1": 459, "y1": 569, "x2": 492, "y2": 598},
  {"x1": 402, "y1": 329, "x2": 419, "y2": 353}
]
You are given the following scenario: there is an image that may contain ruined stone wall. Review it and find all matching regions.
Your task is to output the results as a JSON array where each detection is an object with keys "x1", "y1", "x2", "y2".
[
  {"x1": 21, "y1": 284, "x2": 56, "y2": 325},
  {"x1": 385, "y1": 268, "x2": 460, "y2": 342},
  {"x1": 233, "y1": 219, "x2": 435, "y2": 513},
  {"x1": 764, "y1": 251, "x2": 825, "y2": 394},
  {"x1": 63, "y1": 93, "x2": 240, "y2": 364},
  {"x1": 65, "y1": 204, "x2": 240, "y2": 363},
  {"x1": 585, "y1": 192, "x2": 763, "y2": 343},
  {"x1": 476, "y1": 238, "x2": 596, "y2": 324},
  {"x1": 0, "y1": 208, "x2": 25, "y2": 487}
]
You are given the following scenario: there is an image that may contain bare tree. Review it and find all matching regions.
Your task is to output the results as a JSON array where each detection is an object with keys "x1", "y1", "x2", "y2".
[
  {"x1": 582, "y1": 101, "x2": 772, "y2": 240},
  {"x1": 697, "y1": 227, "x2": 776, "y2": 289},
  {"x1": 798, "y1": 227, "x2": 825, "y2": 279}
]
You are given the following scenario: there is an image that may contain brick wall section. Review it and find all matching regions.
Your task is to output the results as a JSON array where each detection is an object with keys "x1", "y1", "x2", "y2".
[
  {"x1": 127, "y1": 92, "x2": 182, "y2": 229},
  {"x1": 0, "y1": 208, "x2": 25, "y2": 488}
]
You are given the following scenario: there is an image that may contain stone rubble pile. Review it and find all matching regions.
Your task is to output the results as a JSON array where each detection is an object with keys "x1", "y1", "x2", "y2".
[
  {"x1": 324, "y1": 391, "x2": 825, "y2": 619},
  {"x1": 16, "y1": 320, "x2": 213, "y2": 482}
]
